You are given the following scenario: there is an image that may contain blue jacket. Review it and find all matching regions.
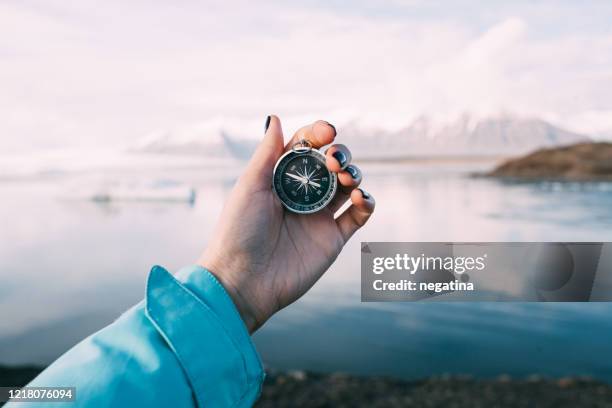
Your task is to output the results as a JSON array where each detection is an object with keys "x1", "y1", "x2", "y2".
[{"x1": 7, "y1": 265, "x2": 265, "y2": 407}]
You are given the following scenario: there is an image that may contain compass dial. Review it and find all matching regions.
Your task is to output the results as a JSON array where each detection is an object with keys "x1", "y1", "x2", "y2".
[{"x1": 273, "y1": 149, "x2": 337, "y2": 214}]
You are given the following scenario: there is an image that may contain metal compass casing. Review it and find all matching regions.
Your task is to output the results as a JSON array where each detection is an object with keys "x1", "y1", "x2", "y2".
[{"x1": 272, "y1": 140, "x2": 337, "y2": 214}]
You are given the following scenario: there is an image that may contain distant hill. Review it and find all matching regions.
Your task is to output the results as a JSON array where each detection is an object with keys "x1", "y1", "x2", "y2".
[
  {"x1": 130, "y1": 125, "x2": 257, "y2": 159},
  {"x1": 131, "y1": 115, "x2": 590, "y2": 159},
  {"x1": 344, "y1": 115, "x2": 589, "y2": 159},
  {"x1": 488, "y1": 142, "x2": 612, "y2": 180}
]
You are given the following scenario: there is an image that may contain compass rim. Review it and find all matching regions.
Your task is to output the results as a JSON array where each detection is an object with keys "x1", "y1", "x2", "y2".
[{"x1": 272, "y1": 149, "x2": 338, "y2": 214}]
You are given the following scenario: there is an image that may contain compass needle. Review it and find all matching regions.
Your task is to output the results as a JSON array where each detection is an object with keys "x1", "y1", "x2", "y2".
[{"x1": 287, "y1": 172, "x2": 305, "y2": 182}]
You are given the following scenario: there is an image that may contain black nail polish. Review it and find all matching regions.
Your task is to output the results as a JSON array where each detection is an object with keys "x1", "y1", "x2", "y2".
[
  {"x1": 327, "y1": 122, "x2": 336, "y2": 135},
  {"x1": 346, "y1": 165, "x2": 359, "y2": 179},
  {"x1": 264, "y1": 115, "x2": 271, "y2": 133},
  {"x1": 359, "y1": 188, "x2": 370, "y2": 199},
  {"x1": 333, "y1": 151, "x2": 347, "y2": 168}
]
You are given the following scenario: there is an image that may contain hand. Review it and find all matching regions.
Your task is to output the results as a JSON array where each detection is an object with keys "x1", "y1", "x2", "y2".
[{"x1": 197, "y1": 116, "x2": 375, "y2": 332}]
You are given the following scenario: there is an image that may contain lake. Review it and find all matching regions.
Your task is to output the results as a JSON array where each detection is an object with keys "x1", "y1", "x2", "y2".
[{"x1": 1, "y1": 155, "x2": 612, "y2": 381}]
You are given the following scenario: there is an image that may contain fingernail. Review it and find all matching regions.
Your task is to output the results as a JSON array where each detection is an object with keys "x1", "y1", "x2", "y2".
[
  {"x1": 264, "y1": 115, "x2": 271, "y2": 133},
  {"x1": 333, "y1": 151, "x2": 347, "y2": 168},
  {"x1": 359, "y1": 188, "x2": 370, "y2": 199},
  {"x1": 327, "y1": 122, "x2": 336, "y2": 136},
  {"x1": 346, "y1": 165, "x2": 359, "y2": 179}
]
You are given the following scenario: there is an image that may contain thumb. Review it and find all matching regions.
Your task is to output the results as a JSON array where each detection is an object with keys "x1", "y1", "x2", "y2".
[{"x1": 245, "y1": 115, "x2": 284, "y2": 185}]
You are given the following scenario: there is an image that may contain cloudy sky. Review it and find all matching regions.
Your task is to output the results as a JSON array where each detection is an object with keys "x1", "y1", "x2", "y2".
[{"x1": 1, "y1": 0, "x2": 612, "y2": 153}]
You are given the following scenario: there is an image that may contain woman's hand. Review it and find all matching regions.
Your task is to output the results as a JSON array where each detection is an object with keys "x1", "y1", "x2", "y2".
[{"x1": 197, "y1": 116, "x2": 375, "y2": 332}]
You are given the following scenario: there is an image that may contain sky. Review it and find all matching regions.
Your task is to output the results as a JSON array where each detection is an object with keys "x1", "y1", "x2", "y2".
[{"x1": 1, "y1": 0, "x2": 612, "y2": 153}]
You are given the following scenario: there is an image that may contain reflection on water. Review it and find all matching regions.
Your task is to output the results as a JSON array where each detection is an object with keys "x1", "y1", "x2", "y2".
[
  {"x1": 1, "y1": 161, "x2": 612, "y2": 379},
  {"x1": 257, "y1": 302, "x2": 612, "y2": 380}
]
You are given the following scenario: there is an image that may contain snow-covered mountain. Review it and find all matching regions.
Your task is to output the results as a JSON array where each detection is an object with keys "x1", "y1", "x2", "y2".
[
  {"x1": 344, "y1": 114, "x2": 590, "y2": 158},
  {"x1": 129, "y1": 119, "x2": 258, "y2": 159},
  {"x1": 132, "y1": 129, "x2": 257, "y2": 159},
  {"x1": 131, "y1": 114, "x2": 590, "y2": 160}
]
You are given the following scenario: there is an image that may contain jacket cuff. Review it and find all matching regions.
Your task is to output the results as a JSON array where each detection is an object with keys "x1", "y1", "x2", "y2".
[{"x1": 145, "y1": 265, "x2": 264, "y2": 408}]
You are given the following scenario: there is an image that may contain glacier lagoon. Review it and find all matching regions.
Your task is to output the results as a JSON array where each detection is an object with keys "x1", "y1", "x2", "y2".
[{"x1": 1, "y1": 157, "x2": 612, "y2": 380}]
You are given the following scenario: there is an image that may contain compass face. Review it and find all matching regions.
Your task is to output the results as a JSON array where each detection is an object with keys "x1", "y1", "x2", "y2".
[{"x1": 273, "y1": 149, "x2": 337, "y2": 214}]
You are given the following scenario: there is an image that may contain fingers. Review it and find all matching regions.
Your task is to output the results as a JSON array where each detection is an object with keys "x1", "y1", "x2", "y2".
[
  {"x1": 284, "y1": 120, "x2": 336, "y2": 152},
  {"x1": 326, "y1": 144, "x2": 358, "y2": 213},
  {"x1": 244, "y1": 115, "x2": 284, "y2": 187},
  {"x1": 339, "y1": 164, "x2": 362, "y2": 189},
  {"x1": 329, "y1": 164, "x2": 362, "y2": 213},
  {"x1": 336, "y1": 188, "x2": 375, "y2": 242},
  {"x1": 325, "y1": 144, "x2": 352, "y2": 172}
]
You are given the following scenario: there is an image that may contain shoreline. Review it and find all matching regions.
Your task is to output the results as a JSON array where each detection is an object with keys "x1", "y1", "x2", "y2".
[
  {"x1": 3, "y1": 365, "x2": 612, "y2": 407},
  {"x1": 258, "y1": 370, "x2": 612, "y2": 407}
]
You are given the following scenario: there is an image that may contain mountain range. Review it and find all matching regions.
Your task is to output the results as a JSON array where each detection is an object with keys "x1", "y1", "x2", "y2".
[{"x1": 132, "y1": 115, "x2": 590, "y2": 160}]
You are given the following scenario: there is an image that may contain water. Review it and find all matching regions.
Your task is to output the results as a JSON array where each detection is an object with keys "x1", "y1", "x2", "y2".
[{"x1": 1, "y1": 157, "x2": 612, "y2": 380}]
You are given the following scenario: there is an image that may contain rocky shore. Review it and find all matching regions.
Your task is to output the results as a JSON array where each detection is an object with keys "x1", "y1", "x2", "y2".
[
  {"x1": 3, "y1": 365, "x2": 612, "y2": 407},
  {"x1": 257, "y1": 371, "x2": 612, "y2": 408},
  {"x1": 487, "y1": 142, "x2": 612, "y2": 181}
]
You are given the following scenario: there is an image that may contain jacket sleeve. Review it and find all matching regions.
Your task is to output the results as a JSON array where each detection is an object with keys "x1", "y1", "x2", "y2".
[{"x1": 7, "y1": 265, "x2": 265, "y2": 408}]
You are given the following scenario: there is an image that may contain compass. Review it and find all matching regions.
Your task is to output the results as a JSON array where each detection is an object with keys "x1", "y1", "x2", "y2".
[{"x1": 272, "y1": 140, "x2": 337, "y2": 214}]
